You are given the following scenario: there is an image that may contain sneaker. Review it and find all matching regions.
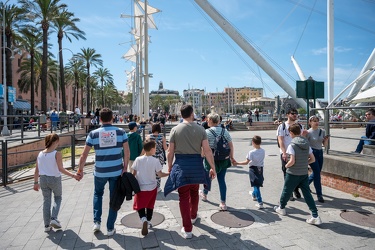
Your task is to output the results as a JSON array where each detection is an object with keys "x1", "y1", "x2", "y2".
[
  {"x1": 181, "y1": 227, "x2": 193, "y2": 239},
  {"x1": 92, "y1": 222, "x2": 101, "y2": 232},
  {"x1": 306, "y1": 216, "x2": 322, "y2": 225},
  {"x1": 274, "y1": 205, "x2": 286, "y2": 216},
  {"x1": 50, "y1": 219, "x2": 61, "y2": 229},
  {"x1": 255, "y1": 203, "x2": 264, "y2": 209},
  {"x1": 191, "y1": 216, "x2": 198, "y2": 224},
  {"x1": 44, "y1": 226, "x2": 52, "y2": 232},
  {"x1": 141, "y1": 217, "x2": 148, "y2": 236},
  {"x1": 107, "y1": 228, "x2": 116, "y2": 236},
  {"x1": 289, "y1": 196, "x2": 295, "y2": 201},
  {"x1": 219, "y1": 203, "x2": 227, "y2": 211},
  {"x1": 249, "y1": 191, "x2": 257, "y2": 201},
  {"x1": 350, "y1": 151, "x2": 360, "y2": 154},
  {"x1": 318, "y1": 196, "x2": 325, "y2": 203},
  {"x1": 147, "y1": 221, "x2": 153, "y2": 228},
  {"x1": 294, "y1": 190, "x2": 301, "y2": 199},
  {"x1": 199, "y1": 190, "x2": 207, "y2": 202}
]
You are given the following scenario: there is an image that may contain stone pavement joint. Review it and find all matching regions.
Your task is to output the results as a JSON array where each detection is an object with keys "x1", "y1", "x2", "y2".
[{"x1": 0, "y1": 128, "x2": 375, "y2": 249}]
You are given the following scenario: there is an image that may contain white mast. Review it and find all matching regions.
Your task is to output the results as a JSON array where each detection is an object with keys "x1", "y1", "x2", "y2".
[
  {"x1": 194, "y1": 0, "x2": 307, "y2": 109},
  {"x1": 327, "y1": 0, "x2": 334, "y2": 104},
  {"x1": 144, "y1": 0, "x2": 150, "y2": 120}
]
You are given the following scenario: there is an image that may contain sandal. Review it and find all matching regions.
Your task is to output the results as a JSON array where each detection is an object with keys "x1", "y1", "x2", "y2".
[{"x1": 199, "y1": 190, "x2": 207, "y2": 201}]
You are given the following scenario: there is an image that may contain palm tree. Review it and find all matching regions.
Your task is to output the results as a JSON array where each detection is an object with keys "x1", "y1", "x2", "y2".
[
  {"x1": 65, "y1": 59, "x2": 85, "y2": 111},
  {"x1": 75, "y1": 47, "x2": 103, "y2": 113},
  {"x1": 1, "y1": 2, "x2": 23, "y2": 119},
  {"x1": 16, "y1": 26, "x2": 43, "y2": 115},
  {"x1": 52, "y1": 8, "x2": 85, "y2": 111},
  {"x1": 20, "y1": 0, "x2": 67, "y2": 112},
  {"x1": 93, "y1": 68, "x2": 113, "y2": 108}
]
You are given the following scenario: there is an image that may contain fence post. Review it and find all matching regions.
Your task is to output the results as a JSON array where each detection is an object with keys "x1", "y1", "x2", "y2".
[
  {"x1": 2, "y1": 141, "x2": 8, "y2": 187},
  {"x1": 21, "y1": 118, "x2": 24, "y2": 143},
  {"x1": 37, "y1": 118, "x2": 41, "y2": 138},
  {"x1": 324, "y1": 108, "x2": 330, "y2": 154},
  {"x1": 71, "y1": 135, "x2": 76, "y2": 170}
]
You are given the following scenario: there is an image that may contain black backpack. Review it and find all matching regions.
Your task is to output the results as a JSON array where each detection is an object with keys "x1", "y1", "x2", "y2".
[
  {"x1": 277, "y1": 122, "x2": 303, "y2": 148},
  {"x1": 209, "y1": 128, "x2": 231, "y2": 160}
]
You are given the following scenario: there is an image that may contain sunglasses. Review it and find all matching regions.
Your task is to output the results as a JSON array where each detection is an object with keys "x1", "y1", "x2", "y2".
[{"x1": 289, "y1": 112, "x2": 298, "y2": 115}]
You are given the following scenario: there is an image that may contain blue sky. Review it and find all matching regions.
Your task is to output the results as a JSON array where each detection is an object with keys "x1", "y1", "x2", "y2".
[{"x1": 9, "y1": 0, "x2": 375, "y2": 100}]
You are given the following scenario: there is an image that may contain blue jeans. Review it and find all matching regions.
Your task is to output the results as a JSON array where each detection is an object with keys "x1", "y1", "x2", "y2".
[
  {"x1": 252, "y1": 186, "x2": 262, "y2": 203},
  {"x1": 308, "y1": 148, "x2": 323, "y2": 197},
  {"x1": 40, "y1": 175, "x2": 62, "y2": 226},
  {"x1": 355, "y1": 136, "x2": 375, "y2": 153},
  {"x1": 93, "y1": 176, "x2": 118, "y2": 230},
  {"x1": 204, "y1": 168, "x2": 227, "y2": 202}
]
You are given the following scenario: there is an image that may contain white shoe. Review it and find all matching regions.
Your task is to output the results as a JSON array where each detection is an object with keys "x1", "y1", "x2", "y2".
[
  {"x1": 255, "y1": 203, "x2": 264, "y2": 209},
  {"x1": 107, "y1": 228, "x2": 116, "y2": 236},
  {"x1": 44, "y1": 226, "x2": 52, "y2": 232},
  {"x1": 249, "y1": 191, "x2": 257, "y2": 201},
  {"x1": 181, "y1": 227, "x2": 193, "y2": 239},
  {"x1": 147, "y1": 221, "x2": 153, "y2": 228},
  {"x1": 274, "y1": 205, "x2": 286, "y2": 215},
  {"x1": 306, "y1": 216, "x2": 322, "y2": 225},
  {"x1": 141, "y1": 217, "x2": 148, "y2": 236},
  {"x1": 92, "y1": 222, "x2": 101, "y2": 232},
  {"x1": 50, "y1": 219, "x2": 61, "y2": 229}
]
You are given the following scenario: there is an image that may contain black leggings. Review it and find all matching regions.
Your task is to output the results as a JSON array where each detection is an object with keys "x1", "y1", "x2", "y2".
[{"x1": 137, "y1": 208, "x2": 153, "y2": 221}]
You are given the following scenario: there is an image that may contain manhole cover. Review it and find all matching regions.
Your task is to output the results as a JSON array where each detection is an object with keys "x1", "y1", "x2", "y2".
[
  {"x1": 121, "y1": 212, "x2": 164, "y2": 228},
  {"x1": 211, "y1": 211, "x2": 254, "y2": 228},
  {"x1": 340, "y1": 211, "x2": 375, "y2": 228}
]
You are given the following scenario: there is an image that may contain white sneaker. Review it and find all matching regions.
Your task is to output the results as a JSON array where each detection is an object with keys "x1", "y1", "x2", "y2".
[
  {"x1": 92, "y1": 222, "x2": 101, "y2": 232},
  {"x1": 306, "y1": 216, "x2": 322, "y2": 225},
  {"x1": 147, "y1": 221, "x2": 153, "y2": 228},
  {"x1": 50, "y1": 219, "x2": 61, "y2": 229},
  {"x1": 249, "y1": 191, "x2": 257, "y2": 201},
  {"x1": 141, "y1": 217, "x2": 148, "y2": 236},
  {"x1": 255, "y1": 203, "x2": 264, "y2": 209},
  {"x1": 107, "y1": 228, "x2": 116, "y2": 236},
  {"x1": 44, "y1": 226, "x2": 52, "y2": 232},
  {"x1": 181, "y1": 227, "x2": 193, "y2": 239},
  {"x1": 274, "y1": 205, "x2": 286, "y2": 215}
]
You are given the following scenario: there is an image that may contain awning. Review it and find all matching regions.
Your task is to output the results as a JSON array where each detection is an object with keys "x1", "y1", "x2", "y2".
[
  {"x1": 351, "y1": 86, "x2": 375, "y2": 103},
  {"x1": 0, "y1": 98, "x2": 31, "y2": 110}
]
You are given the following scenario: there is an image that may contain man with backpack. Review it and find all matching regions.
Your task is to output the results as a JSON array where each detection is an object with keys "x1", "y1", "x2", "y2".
[
  {"x1": 276, "y1": 108, "x2": 305, "y2": 201},
  {"x1": 199, "y1": 113, "x2": 235, "y2": 211}
]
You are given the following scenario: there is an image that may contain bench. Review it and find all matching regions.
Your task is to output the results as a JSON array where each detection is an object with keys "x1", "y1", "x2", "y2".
[{"x1": 363, "y1": 144, "x2": 375, "y2": 155}]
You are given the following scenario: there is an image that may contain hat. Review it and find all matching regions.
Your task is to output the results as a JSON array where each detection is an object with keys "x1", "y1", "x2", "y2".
[{"x1": 128, "y1": 122, "x2": 138, "y2": 130}]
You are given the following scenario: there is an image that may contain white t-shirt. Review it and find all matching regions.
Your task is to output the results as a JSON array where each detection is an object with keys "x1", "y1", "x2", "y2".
[
  {"x1": 37, "y1": 151, "x2": 61, "y2": 177},
  {"x1": 132, "y1": 155, "x2": 163, "y2": 191},
  {"x1": 246, "y1": 148, "x2": 265, "y2": 167},
  {"x1": 276, "y1": 122, "x2": 304, "y2": 153},
  {"x1": 286, "y1": 144, "x2": 313, "y2": 155}
]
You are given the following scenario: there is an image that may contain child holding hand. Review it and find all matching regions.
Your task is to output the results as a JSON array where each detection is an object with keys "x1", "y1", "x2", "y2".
[
  {"x1": 33, "y1": 133, "x2": 80, "y2": 232},
  {"x1": 132, "y1": 140, "x2": 169, "y2": 236}
]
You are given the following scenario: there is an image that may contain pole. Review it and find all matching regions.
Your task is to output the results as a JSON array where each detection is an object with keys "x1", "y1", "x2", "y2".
[
  {"x1": 144, "y1": 0, "x2": 150, "y2": 120},
  {"x1": 2, "y1": 1, "x2": 10, "y2": 136}
]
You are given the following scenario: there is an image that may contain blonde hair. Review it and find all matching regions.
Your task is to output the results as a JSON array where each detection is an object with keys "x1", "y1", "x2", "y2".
[{"x1": 45, "y1": 133, "x2": 59, "y2": 149}]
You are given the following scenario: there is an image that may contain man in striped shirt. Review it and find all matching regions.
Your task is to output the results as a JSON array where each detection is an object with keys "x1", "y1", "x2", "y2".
[{"x1": 78, "y1": 108, "x2": 130, "y2": 236}]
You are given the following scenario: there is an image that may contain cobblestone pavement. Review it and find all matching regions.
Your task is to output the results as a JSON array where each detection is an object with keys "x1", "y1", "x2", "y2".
[{"x1": 1, "y1": 128, "x2": 375, "y2": 249}]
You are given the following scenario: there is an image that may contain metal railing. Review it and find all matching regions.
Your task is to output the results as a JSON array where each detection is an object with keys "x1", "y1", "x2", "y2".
[{"x1": 310, "y1": 105, "x2": 375, "y2": 156}]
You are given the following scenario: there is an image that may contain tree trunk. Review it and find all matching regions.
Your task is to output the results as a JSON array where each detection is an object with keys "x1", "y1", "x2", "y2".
[
  {"x1": 41, "y1": 22, "x2": 49, "y2": 112},
  {"x1": 30, "y1": 53, "x2": 35, "y2": 115},
  {"x1": 58, "y1": 38, "x2": 67, "y2": 111}
]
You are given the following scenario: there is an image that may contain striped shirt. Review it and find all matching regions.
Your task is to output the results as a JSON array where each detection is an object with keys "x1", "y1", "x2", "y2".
[
  {"x1": 86, "y1": 124, "x2": 128, "y2": 177},
  {"x1": 206, "y1": 126, "x2": 232, "y2": 149}
]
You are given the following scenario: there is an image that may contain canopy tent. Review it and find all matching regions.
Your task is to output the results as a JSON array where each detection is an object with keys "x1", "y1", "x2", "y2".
[
  {"x1": 351, "y1": 86, "x2": 375, "y2": 103},
  {"x1": 0, "y1": 98, "x2": 31, "y2": 111}
]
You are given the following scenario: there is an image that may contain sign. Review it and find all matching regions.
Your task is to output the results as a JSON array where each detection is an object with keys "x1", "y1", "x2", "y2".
[
  {"x1": 8, "y1": 86, "x2": 16, "y2": 103},
  {"x1": 0, "y1": 84, "x2": 3, "y2": 98},
  {"x1": 296, "y1": 80, "x2": 324, "y2": 99}
]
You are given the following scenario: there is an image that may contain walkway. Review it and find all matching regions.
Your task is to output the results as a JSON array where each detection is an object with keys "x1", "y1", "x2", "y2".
[{"x1": 0, "y1": 128, "x2": 374, "y2": 249}]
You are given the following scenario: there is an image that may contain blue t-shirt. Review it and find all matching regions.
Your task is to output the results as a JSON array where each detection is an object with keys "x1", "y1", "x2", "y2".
[{"x1": 86, "y1": 124, "x2": 128, "y2": 177}]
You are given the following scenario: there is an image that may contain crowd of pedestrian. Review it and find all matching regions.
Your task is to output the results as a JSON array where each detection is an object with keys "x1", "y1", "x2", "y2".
[{"x1": 37, "y1": 106, "x2": 375, "y2": 239}]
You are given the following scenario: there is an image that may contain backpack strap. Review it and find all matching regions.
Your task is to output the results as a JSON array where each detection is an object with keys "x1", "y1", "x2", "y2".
[
  {"x1": 319, "y1": 129, "x2": 322, "y2": 137},
  {"x1": 209, "y1": 128, "x2": 218, "y2": 137}
]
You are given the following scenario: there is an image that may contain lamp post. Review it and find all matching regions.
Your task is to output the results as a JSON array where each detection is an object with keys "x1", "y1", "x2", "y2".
[{"x1": 2, "y1": 0, "x2": 10, "y2": 136}]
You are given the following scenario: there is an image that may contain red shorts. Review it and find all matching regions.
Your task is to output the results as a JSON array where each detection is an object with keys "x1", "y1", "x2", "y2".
[{"x1": 133, "y1": 188, "x2": 157, "y2": 210}]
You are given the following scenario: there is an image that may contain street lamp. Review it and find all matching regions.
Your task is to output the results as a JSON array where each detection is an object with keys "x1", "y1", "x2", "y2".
[{"x1": 2, "y1": 0, "x2": 10, "y2": 136}]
